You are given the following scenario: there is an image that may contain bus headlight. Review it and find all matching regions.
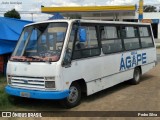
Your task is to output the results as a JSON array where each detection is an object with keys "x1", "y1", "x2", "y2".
[
  {"x1": 45, "y1": 81, "x2": 55, "y2": 88},
  {"x1": 7, "y1": 75, "x2": 12, "y2": 85},
  {"x1": 45, "y1": 77, "x2": 55, "y2": 81}
]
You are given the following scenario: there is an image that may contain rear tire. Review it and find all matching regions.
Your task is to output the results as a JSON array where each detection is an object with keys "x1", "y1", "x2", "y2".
[
  {"x1": 60, "y1": 82, "x2": 81, "y2": 108},
  {"x1": 130, "y1": 67, "x2": 141, "y2": 85}
]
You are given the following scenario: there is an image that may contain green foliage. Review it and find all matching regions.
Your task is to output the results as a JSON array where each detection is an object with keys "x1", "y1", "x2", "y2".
[
  {"x1": 156, "y1": 45, "x2": 160, "y2": 48},
  {"x1": 143, "y1": 5, "x2": 157, "y2": 12},
  {"x1": 0, "y1": 75, "x2": 12, "y2": 109},
  {"x1": 4, "y1": 9, "x2": 21, "y2": 19}
]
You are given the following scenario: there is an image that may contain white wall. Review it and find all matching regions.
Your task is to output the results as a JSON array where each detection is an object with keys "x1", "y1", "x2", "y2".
[
  {"x1": 135, "y1": 12, "x2": 160, "y2": 19},
  {"x1": 136, "y1": 12, "x2": 160, "y2": 39}
]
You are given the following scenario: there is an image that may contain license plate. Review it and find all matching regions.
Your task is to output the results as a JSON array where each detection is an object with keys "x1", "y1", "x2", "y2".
[{"x1": 20, "y1": 92, "x2": 30, "y2": 98}]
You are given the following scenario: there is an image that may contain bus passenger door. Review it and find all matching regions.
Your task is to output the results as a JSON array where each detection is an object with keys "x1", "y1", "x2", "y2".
[{"x1": 62, "y1": 24, "x2": 103, "y2": 95}]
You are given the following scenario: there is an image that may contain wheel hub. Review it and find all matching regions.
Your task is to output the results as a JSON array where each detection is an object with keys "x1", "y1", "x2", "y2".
[{"x1": 67, "y1": 86, "x2": 78, "y2": 103}]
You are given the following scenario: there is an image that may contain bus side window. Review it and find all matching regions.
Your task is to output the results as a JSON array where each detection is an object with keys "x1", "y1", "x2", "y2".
[
  {"x1": 100, "y1": 26, "x2": 123, "y2": 54},
  {"x1": 123, "y1": 26, "x2": 140, "y2": 50},
  {"x1": 139, "y1": 26, "x2": 154, "y2": 48},
  {"x1": 72, "y1": 25, "x2": 100, "y2": 60}
]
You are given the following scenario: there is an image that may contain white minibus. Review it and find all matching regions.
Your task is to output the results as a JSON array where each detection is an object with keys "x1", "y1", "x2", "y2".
[{"x1": 5, "y1": 19, "x2": 157, "y2": 108}]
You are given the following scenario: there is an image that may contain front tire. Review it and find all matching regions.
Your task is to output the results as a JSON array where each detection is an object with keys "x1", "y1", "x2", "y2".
[
  {"x1": 130, "y1": 67, "x2": 141, "y2": 85},
  {"x1": 61, "y1": 82, "x2": 81, "y2": 108}
]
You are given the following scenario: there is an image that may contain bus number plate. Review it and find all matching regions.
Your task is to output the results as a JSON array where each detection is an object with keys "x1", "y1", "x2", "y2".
[{"x1": 20, "y1": 92, "x2": 30, "y2": 98}]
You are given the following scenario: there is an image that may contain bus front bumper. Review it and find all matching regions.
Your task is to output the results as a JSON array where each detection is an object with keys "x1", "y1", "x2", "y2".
[{"x1": 5, "y1": 85, "x2": 69, "y2": 100}]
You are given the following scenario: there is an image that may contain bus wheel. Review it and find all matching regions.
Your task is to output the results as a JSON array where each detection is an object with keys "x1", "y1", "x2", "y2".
[
  {"x1": 61, "y1": 82, "x2": 81, "y2": 108},
  {"x1": 130, "y1": 67, "x2": 141, "y2": 85}
]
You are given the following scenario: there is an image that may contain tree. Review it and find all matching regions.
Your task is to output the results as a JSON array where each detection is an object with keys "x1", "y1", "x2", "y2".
[
  {"x1": 143, "y1": 5, "x2": 157, "y2": 12},
  {"x1": 4, "y1": 9, "x2": 21, "y2": 19}
]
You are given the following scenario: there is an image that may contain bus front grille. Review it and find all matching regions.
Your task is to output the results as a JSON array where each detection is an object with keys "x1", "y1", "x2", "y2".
[{"x1": 8, "y1": 76, "x2": 46, "y2": 90}]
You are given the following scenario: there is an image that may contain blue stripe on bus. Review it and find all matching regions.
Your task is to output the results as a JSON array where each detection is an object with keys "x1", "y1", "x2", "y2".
[{"x1": 5, "y1": 85, "x2": 69, "y2": 100}]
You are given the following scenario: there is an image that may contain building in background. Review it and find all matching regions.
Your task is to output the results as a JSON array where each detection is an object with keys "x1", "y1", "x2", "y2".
[
  {"x1": 41, "y1": 1, "x2": 160, "y2": 39},
  {"x1": 41, "y1": 5, "x2": 136, "y2": 21}
]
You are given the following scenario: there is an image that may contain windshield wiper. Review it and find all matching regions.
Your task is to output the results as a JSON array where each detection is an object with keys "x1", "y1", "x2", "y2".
[
  {"x1": 10, "y1": 57, "x2": 31, "y2": 64},
  {"x1": 10, "y1": 58, "x2": 22, "y2": 62},
  {"x1": 26, "y1": 56, "x2": 43, "y2": 61}
]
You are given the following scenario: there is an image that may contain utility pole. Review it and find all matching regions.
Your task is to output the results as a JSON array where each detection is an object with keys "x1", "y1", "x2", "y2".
[{"x1": 138, "y1": 0, "x2": 144, "y2": 22}]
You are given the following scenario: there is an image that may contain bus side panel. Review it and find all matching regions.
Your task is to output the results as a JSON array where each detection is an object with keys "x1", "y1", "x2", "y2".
[
  {"x1": 87, "y1": 47, "x2": 156, "y2": 95},
  {"x1": 141, "y1": 62, "x2": 156, "y2": 75},
  {"x1": 87, "y1": 69, "x2": 134, "y2": 95},
  {"x1": 140, "y1": 48, "x2": 156, "y2": 75},
  {"x1": 62, "y1": 57, "x2": 103, "y2": 90},
  {"x1": 62, "y1": 47, "x2": 156, "y2": 96}
]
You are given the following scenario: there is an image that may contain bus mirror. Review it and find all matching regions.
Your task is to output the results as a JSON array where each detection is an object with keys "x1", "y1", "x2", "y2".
[{"x1": 79, "y1": 27, "x2": 86, "y2": 42}]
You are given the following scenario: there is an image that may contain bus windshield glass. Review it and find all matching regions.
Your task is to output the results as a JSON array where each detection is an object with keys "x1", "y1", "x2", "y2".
[{"x1": 11, "y1": 22, "x2": 68, "y2": 62}]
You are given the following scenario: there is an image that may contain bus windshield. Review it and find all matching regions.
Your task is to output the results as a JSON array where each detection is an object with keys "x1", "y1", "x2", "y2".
[{"x1": 11, "y1": 22, "x2": 68, "y2": 62}]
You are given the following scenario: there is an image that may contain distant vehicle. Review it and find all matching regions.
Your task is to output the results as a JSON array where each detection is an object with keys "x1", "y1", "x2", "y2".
[{"x1": 5, "y1": 19, "x2": 157, "y2": 108}]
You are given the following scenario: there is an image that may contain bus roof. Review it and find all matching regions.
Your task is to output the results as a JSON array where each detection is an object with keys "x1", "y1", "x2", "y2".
[{"x1": 25, "y1": 19, "x2": 151, "y2": 27}]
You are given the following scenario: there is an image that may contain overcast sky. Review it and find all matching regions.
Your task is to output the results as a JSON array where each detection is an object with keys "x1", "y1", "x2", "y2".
[{"x1": 0, "y1": 0, "x2": 160, "y2": 21}]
